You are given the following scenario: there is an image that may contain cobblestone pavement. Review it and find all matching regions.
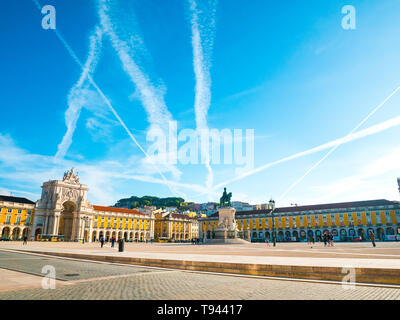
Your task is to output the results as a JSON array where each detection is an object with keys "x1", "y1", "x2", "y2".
[
  {"x1": 0, "y1": 251, "x2": 164, "y2": 280},
  {"x1": 0, "y1": 252, "x2": 400, "y2": 300}
]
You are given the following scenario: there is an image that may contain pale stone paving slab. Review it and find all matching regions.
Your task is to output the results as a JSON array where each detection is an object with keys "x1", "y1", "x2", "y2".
[{"x1": 10, "y1": 246, "x2": 400, "y2": 269}]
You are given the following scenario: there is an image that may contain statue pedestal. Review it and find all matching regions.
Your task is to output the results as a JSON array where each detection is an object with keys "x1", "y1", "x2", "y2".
[{"x1": 208, "y1": 207, "x2": 249, "y2": 244}]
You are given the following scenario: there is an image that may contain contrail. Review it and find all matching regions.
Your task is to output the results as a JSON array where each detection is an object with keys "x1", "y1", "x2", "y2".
[
  {"x1": 98, "y1": 0, "x2": 185, "y2": 186},
  {"x1": 277, "y1": 85, "x2": 400, "y2": 202},
  {"x1": 188, "y1": 0, "x2": 218, "y2": 192},
  {"x1": 32, "y1": 0, "x2": 184, "y2": 198},
  {"x1": 56, "y1": 27, "x2": 103, "y2": 158},
  {"x1": 98, "y1": 0, "x2": 173, "y2": 136},
  {"x1": 210, "y1": 114, "x2": 400, "y2": 193}
]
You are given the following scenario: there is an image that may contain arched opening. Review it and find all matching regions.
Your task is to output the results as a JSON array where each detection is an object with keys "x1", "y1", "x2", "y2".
[
  {"x1": 386, "y1": 227, "x2": 395, "y2": 235},
  {"x1": 2, "y1": 227, "x2": 10, "y2": 238},
  {"x1": 84, "y1": 230, "x2": 89, "y2": 242},
  {"x1": 300, "y1": 230, "x2": 306, "y2": 240},
  {"x1": 124, "y1": 232, "x2": 128, "y2": 241},
  {"x1": 377, "y1": 228, "x2": 384, "y2": 240},
  {"x1": 265, "y1": 231, "x2": 270, "y2": 239},
  {"x1": 278, "y1": 231, "x2": 284, "y2": 242},
  {"x1": 35, "y1": 228, "x2": 42, "y2": 240},
  {"x1": 60, "y1": 201, "x2": 77, "y2": 241},
  {"x1": 357, "y1": 228, "x2": 365, "y2": 240},
  {"x1": 292, "y1": 230, "x2": 298, "y2": 241},
  {"x1": 105, "y1": 231, "x2": 110, "y2": 242},
  {"x1": 129, "y1": 232, "x2": 133, "y2": 240},
  {"x1": 22, "y1": 228, "x2": 29, "y2": 238},
  {"x1": 285, "y1": 231, "x2": 291, "y2": 241},
  {"x1": 92, "y1": 231, "x2": 97, "y2": 242},
  {"x1": 315, "y1": 230, "x2": 321, "y2": 241},
  {"x1": 12, "y1": 228, "x2": 21, "y2": 240},
  {"x1": 340, "y1": 229, "x2": 347, "y2": 241},
  {"x1": 118, "y1": 231, "x2": 122, "y2": 241}
]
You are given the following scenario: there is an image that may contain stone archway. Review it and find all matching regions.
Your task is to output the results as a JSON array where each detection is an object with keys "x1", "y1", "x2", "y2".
[
  {"x1": 92, "y1": 231, "x2": 97, "y2": 242},
  {"x1": 22, "y1": 228, "x2": 29, "y2": 238},
  {"x1": 59, "y1": 201, "x2": 77, "y2": 241},
  {"x1": 35, "y1": 228, "x2": 42, "y2": 240},
  {"x1": 12, "y1": 228, "x2": 21, "y2": 240},
  {"x1": 2, "y1": 227, "x2": 10, "y2": 238}
]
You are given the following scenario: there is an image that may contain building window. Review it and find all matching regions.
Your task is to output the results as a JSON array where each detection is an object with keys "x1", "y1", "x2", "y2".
[
  {"x1": 26, "y1": 217, "x2": 30, "y2": 225},
  {"x1": 5, "y1": 216, "x2": 11, "y2": 224},
  {"x1": 16, "y1": 216, "x2": 21, "y2": 225},
  {"x1": 17, "y1": 209, "x2": 22, "y2": 214},
  {"x1": 7, "y1": 208, "x2": 11, "y2": 213}
]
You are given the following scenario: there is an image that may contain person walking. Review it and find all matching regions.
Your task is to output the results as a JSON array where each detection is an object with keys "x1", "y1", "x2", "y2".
[
  {"x1": 330, "y1": 234, "x2": 334, "y2": 247},
  {"x1": 100, "y1": 236, "x2": 104, "y2": 248},
  {"x1": 23, "y1": 235, "x2": 27, "y2": 245},
  {"x1": 323, "y1": 233, "x2": 327, "y2": 247},
  {"x1": 369, "y1": 231, "x2": 376, "y2": 247},
  {"x1": 266, "y1": 237, "x2": 270, "y2": 247},
  {"x1": 111, "y1": 237, "x2": 115, "y2": 248}
]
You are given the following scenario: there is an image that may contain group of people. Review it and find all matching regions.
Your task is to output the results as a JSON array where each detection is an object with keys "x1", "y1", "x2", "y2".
[
  {"x1": 323, "y1": 233, "x2": 335, "y2": 247},
  {"x1": 99, "y1": 236, "x2": 119, "y2": 248}
]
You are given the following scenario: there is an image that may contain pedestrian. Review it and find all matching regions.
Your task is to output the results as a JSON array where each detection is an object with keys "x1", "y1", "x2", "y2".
[
  {"x1": 266, "y1": 237, "x2": 270, "y2": 247},
  {"x1": 369, "y1": 231, "x2": 376, "y2": 247},
  {"x1": 323, "y1": 233, "x2": 327, "y2": 247},
  {"x1": 23, "y1": 236, "x2": 27, "y2": 245},
  {"x1": 100, "y1": 236, "x2": 104, "y2": 248},
  {"x1": 330, "y1": 234, "x2": 334, "y2": 247},
  {"x1": 312, "y1": 235, "x2": 315, "y2": 245},
  {"x1": 111, "y1": 237, "x2": 115, "y2": 248}
]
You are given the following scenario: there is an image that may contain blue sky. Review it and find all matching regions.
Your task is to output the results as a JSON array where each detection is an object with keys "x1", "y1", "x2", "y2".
[{"x1": 1, "y1": 0, "x2": 400, "y2": 206}]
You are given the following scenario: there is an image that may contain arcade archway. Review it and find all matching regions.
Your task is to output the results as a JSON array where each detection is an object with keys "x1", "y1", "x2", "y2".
[{"x1": 59, "y1": 201, "x2": 76, "y2": 241}]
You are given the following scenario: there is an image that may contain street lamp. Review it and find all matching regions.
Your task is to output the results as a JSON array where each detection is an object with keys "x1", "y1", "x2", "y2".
[
  {"x1": 81, "y1": 216, "x2": 89, "y2": 244},
  {"x1": 269, "y1": 198, "x2": 276, "y2": 247}
]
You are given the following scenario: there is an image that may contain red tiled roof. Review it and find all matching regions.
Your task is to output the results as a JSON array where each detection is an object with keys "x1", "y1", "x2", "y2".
[{"x1": 93, "y1": 205, "x2": 144, "y2": 215}]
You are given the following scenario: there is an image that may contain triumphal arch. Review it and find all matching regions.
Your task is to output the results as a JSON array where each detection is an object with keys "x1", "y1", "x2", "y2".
[
  {"x1": 31, "y1": 168, "x2": 155, "y2": 242},
  {"x1": 31, "y1": 168, "x2": 93, "y2": 241}
]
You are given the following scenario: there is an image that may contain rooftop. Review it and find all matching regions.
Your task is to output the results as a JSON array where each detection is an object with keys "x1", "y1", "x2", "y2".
[
  {"x1": 207, "y1": 199, "x2": 400, "y2": 218},
  {"x1": 0, "y1": 195, "x2": 35, "y2": 205},
  {"x1": 92, "y1": 205, "x2": 144, "y2": 215}
]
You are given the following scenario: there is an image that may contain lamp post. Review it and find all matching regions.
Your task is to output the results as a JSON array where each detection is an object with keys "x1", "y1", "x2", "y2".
[
  {"x1": 269, "y1": 199, "x2": 276, "y2": 247},
  {"x1": 81, "y1": 216, "x2": 89, "y2": 244}
]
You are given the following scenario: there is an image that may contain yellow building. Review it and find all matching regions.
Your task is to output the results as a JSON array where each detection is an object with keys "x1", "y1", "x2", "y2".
[
  {"x1": 200, "y1": 199, "x2": 400, "y2": 242},
  {"x1": 0, "y1": 195, "x2": 35, "y2": 240},
  {"x1": 154, "y1": 211, "x2": 199, "y2": 241}
]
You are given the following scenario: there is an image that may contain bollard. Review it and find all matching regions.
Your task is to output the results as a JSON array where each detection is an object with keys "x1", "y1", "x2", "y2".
[{"x1": 118, "y1": 239, "x2": 124, "y2": 252}]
